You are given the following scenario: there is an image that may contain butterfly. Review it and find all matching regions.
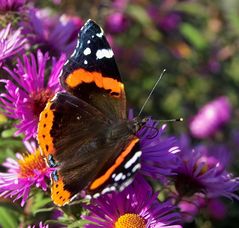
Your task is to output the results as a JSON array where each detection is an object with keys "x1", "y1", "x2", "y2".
[{"x1": 37, "y1": 19, "x2": 147, "y2": 206}]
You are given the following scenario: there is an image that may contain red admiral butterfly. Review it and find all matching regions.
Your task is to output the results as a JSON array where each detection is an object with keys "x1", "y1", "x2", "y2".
[{"x1": 38, "y1": 19, "x2": 146, "y2": 206}]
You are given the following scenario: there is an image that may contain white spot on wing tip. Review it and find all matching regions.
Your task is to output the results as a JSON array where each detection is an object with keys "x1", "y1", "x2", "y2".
[
  {"x1": 96, "y1": 28, "x2": 104, "y2": 38},
  {"x1": 96, "y1": 49, "x2": 114, "y2": 60},
  {"x1": 83, "y1": 47, "x2": 91, "y2": 55}
]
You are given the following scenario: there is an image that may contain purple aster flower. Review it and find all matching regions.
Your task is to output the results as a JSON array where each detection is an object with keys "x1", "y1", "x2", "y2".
[
  {"x1": 148, "y1": 6, "x2": 181, "y2": 33},
  {"x1": 178, "y1": 195, "x2": 206, "y2": 222},
  {"x1": 105, "y1": 12, "x2": 130, "y2": 34},
  {"x1": 172, "y1": 135, "x2": 239, "y2": 200},
  {"x1": 23, "y1": 8, "x2": 83, "y2": 57},
  {"x1": 138, "y1": 118, "x2": 180, "y2": 182},
  {"x1": 189, "y1": 96, "x2": 231, "y2": 139},
  {"x1": 83, "y1": 175, "x2": 182, "y2": 228},
  {"x1": 0, "y1": 141, "x2": 51, "y2": 207},
  {"x1": 112, "y1": 0, "x2": 128, "y2": 10},
  {"x1": 158, "y1": 12, "x2": 181, "y2": 33},
  {"x1": 0, "y1": 0, "x2": 28, "y2": 11},
  {"x1": 196, "y1": 144, "x2": 231, "y2": 171},
  {"x1": 0, "y1": 50, "x2": 66, "y2": 139},
  {"x1": 207, "y1": 198, "x2": 227, "y2": 220},
  {"x1": 0, "y1": 23, "x2": 26, "y2": 66}
]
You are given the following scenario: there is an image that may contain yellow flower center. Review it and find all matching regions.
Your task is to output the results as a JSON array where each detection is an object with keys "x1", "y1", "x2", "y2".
[
  {"x1": 115, "y1": 213, "x2": 146, "y2": 228},
  {"x1": 18, "y1": 149, "x2": 47, "y2": 178},
  {"x1": 200, "y1": 163, "x2": 208, "y2": 174}
]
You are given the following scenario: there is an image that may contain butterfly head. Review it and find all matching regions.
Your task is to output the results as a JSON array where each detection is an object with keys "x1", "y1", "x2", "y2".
[{"x1": 129, "y1": 117, "x2": 149, "y2": 134}]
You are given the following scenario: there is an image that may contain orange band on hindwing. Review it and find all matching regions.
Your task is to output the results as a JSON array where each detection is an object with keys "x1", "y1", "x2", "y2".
[
  {"x1": 90, "y1": 138, "x2": 139, "y2": 190},
  {"x1": 65, "y1": 68, "x2": 124, "y2": 96},
  {"x1": 37, "y1": 101, "x2": 55, "y2": 157}
]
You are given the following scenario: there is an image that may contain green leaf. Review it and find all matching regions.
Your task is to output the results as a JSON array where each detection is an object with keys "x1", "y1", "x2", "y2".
[
  {"x1": 127, "y1": 4, "x2": 161, "y2": 41},
  {"x1": 31, "y1": 191, "x2": 52, "y2": 214},
  {"x1": 175, "y1": 2, "x2": 208, "y2": 17},
  {"x1": 0, "y1": 139, "x2": 22, "y2": 148},
  {"x1": 127, "y1": 4, "x2": 152, "y2": 26},
  {"x1": 0, "y1": 202, "x2": 22, "y2": 214},
  {"x1": 227, "y1": 11, "x2": 239, "y2": 35},
  {"x1": 68, "y1": 219, "x2": 88, "y2": 228},
  {"x1": 0, "y1": 206, "x2": 19, "y2": 228},
  {"x1": 1, "y1": 128, "x2": 16, "y2": 138},
  {"x1": 180, "y1": 23, "x2": 207, "y2": 49},
  {"x1": 33, "y1": 207, "x2": 55, "y2": 216}
]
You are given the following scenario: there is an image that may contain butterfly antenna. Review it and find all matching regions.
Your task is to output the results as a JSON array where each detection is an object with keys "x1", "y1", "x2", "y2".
[
  {"x1": 138, "y1": 69, "x2": 166, "y2": 117},
  {"x1": 158, "y1": 118, "x2": 184, "y2": 123}
]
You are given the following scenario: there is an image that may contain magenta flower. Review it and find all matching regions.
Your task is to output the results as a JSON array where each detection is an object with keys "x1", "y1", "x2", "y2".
[
  {"x1": 207, "y1": 198, "x2": 227, "y2": 220},
  {"x1": 0, "y1": 24, "x2": 26, "y2": 66},
  {"x1": 23, "y1": 8, "x2": 83, "y2": 57},
  {"x1": 0, "y1": 141, "x2": 51, "y2": 207},
  {"x1": 105, "y1": 12, "x2": 129, "y2": 34},
  {"x1": 148, "y1": 6, "x2": 181, "y2": 33},
  {"x1": 0, "y1": 50, "x2": 65, "y2": 139},
  {"x1": 172, "y1": 135, "x2": 239, "y2": 200},
  {"x1": 178, "y1": 195, "x2": 206, "y2": 222},
  {"x1": 112, "y1": 0, "x2": 128, "y2": 10},
  {"x1": 83, "y1": 175, "x2": 182, "y2": 228},
  {"x1": 189, "y1": 96, "x2": 231, "y2": 138},
  {"x1": 0, "y1": 0, "x2": 27, "y2": 11},
  {"x1": 138, "y1": 119, "x2": 180, "y2": 182},
  {"x1": 158, "y1": 12, "x2": 181, "y2": 33}
]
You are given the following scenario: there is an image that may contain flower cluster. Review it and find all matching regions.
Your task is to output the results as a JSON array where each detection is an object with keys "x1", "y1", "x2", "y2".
[
  {"x1": 0, "y1": 0, "x2": 239, "y2": 227},
  {"x1": 0, "y1": 23, "x2": 26, "y2": 66},
  {"x1": 0, "y1": 50, "x2": 65, "y2": 139}
]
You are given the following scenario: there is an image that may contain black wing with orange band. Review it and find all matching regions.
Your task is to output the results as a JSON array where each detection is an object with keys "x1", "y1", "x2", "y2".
[
  {"x1": 38, "y1": 92, "x2": 141, "y2": 206},
  {"x1": 60, "y1": 19, "x2": 126, "y2": 120}
]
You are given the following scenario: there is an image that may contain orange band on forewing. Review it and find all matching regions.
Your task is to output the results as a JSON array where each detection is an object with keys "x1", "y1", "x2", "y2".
[
  {"x1": 65, "y1": 68, "x2": 123, "y2": 95},
  {"x1": 90, "y1": 138, "x2": 139, "y2": 190},
  {"x1": 37, "y1": 101, "x2": 55, "y2": 157}
]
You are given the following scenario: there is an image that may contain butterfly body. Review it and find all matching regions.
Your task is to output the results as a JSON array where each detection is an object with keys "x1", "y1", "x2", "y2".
[{"x1": 38, "y1": 19, "x2": 145, "y2": 206}]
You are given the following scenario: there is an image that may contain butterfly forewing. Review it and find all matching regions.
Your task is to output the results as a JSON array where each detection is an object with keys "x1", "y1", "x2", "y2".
[{"x1": 60, "y1": 19, "x2": 126, "y2": 120}]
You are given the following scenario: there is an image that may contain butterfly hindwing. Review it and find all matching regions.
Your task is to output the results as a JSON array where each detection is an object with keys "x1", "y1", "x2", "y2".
[
  {"x1": 60, "y1": 19, "x2": 126, "y2": 120},
  {"x1": 88, "y1": 138, "x2": 142, "y2": 197}
]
